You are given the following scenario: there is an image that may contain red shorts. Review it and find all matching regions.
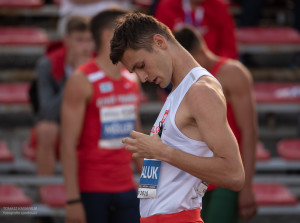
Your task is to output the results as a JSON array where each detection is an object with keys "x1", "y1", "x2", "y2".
[{"x1": 140, "y1": 208, "x2": 204, "y2": 223}]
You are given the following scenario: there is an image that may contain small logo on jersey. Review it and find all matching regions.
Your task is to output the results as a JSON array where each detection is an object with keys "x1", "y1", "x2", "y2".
[
  {"x1": 100, "y1": 82, "x2": 113, "y2": 93},
  {"x1": 161, "y1": 110, "x2": 169, "y2": 123}
]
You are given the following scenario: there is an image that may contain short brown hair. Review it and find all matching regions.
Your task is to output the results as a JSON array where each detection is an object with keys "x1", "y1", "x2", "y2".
[
  {"x1": 90, "y1": 8, "x2": 127, "y2": 51},
  {"x1": 110, "y1": 12, "x2": 175, "y2": 64},
  {"x1": 173, "y1": 26, "x2": 202, "y2": 55},
  {"x1": 66, "y1": 16, "x2": 90, "y2": 34}
]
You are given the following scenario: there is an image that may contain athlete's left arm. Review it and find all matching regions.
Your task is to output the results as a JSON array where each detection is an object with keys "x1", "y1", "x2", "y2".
[{"x1": 222, "y1": 62, "x2": 258, "y2": 220}]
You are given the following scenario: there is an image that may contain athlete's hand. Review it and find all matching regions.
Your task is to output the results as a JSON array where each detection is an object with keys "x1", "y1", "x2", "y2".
[
  {"x1": 122, "y1": 130, "x2": 167, "y2": 160},
  {"x1": 238, "y1": 186, "x2": 257, "y2": 221},
  {"x1": 65, "y1": 202, "x2": 86, "y2": 223}
]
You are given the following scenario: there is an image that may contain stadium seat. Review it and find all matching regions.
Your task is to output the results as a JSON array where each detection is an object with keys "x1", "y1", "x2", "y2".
[
  {"x1": 0, "y1": 83, "x2": 30, "y2": 104},
  {"x1": 22, "y1": 141, "x2": 36, "y2": 162},
  {"x1": 40, "y1": 185, "x2": 66, "y2": 207},
  {"x1": 256, "y1": 141, "x2": 271, "y2": 161},
  {"x1": 0, "y1": 0, "x2": 43, "y2": 9},
  {"x1": 277, "y1": 138, "x2": 300, "y2": 161},
  {"x1": 236, "y1": 27, "x2": 300, "y2": 53},
  {"x1": 0, "y1": 184, "x2": 32, "y2": 207},
  {"x1": 236, "y1": 27, "x2": 300, "y2": 44},
  {"x1": 0, "y1": 141, "x2": 14, "y2": 162},
  {"x1": 0, "y1": 27, "x2": 49, "y2": 46},
  {"x1": 253, "y1": 82, "x2": 300, "y2": 104},
  {"x1": 253, "y1": 183, "x2": 298, "y2": 206}
]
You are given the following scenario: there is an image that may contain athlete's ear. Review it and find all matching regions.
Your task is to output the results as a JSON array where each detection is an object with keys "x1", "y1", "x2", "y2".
[{"x1": 153, "y1": 34, "x2": 167, "y2": 49}]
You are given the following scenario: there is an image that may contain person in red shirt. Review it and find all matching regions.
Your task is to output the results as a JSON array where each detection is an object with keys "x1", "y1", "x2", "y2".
[
  {"x1": 60, "y1": 9, "x2": 142, "y2": 223},
  {"x1": 174, "y1": 26, "x2": 257, "y2": 223},
  {"x1": 154, "y1": 0, "x2": 238, "y2": 59}
]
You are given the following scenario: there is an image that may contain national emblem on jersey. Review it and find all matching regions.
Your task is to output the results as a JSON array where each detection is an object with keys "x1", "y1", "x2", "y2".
[{"x1": 99, "y1": 82, "x2": 113, "y2": 93}]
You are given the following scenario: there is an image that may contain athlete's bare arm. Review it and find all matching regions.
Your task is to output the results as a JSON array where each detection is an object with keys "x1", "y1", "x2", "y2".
[
  {"x1": 220, "y1": 60, "x2": 258, "y2": 219},
  {"x1": 123, "y1": 76, "x2": 245, "y2": 191},
  {"x1": 60, "y1": 71, "x2": 91, "y2": 223}
]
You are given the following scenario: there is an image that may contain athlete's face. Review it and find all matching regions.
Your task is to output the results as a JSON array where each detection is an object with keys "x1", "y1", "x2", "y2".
[
  {"x1": 64, "y1": 31, "x2": 94, "y2": 58},
  {"x1": 121, "y1": 35, "x2": 173, "y2": 88}
]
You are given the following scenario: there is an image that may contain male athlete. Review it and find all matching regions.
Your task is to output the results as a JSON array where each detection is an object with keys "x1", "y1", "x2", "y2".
[{"x1": 110, "y1": 12, "x2": 245, "y2": 223}]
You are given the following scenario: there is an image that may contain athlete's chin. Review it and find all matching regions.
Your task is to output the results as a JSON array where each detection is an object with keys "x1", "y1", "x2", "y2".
[{"x1": 159, "y1": 82, "x2": 168, "y2": 89}]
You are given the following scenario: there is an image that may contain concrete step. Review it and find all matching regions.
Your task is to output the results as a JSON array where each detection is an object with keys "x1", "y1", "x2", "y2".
[
  {"x1": 0, "y1": 69, "x2": 35, "y2": 82},
  {"x1": 251, "y1": 68, "x2": 300, "y2": 81}
]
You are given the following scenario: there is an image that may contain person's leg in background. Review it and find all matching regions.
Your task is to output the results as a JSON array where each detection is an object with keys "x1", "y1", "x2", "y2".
[
  {"x1": 201, "y1": 188, "x2": 239, "y2": 223},
  {"x1": 36, "y1": 121, "x2": 59, "y2": 175}
]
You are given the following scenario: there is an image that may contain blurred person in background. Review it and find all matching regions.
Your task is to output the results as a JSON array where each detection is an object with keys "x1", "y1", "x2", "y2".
[
  {"x1": 174, "y1": 26, "x2": 258, "y2": 223},
  {"x1": 32, "y1": 16, "x2": 94, "y2": 177},
  {"x1": 58, "y1": 0, "x2": 132, "y2": 36},
  {"x1": 154, "y1": 0, "x2": 238, "y2": 59},
  {"x1": 60, "y1": 8, "x2": 142, "y2": 223}
]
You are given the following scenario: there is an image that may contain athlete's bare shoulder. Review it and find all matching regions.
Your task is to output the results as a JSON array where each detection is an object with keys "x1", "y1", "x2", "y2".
[
  {"x1": 65, "y1": 69, "x2": 92, "y2": 102},
  {"x1": 217, "y1": 59, "x2": 253, "y2": 94},
  {"x1": 219, "y1": 59, "x2": 252, "y2": 82},
  {"x1": 185, "y1": 75, "x2": 226, "y2": 118},
  {"x1": 190, "y1": 75, "x2": 224, "y2": 100}
]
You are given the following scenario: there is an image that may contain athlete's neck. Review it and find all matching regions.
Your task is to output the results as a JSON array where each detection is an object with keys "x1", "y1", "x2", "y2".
[
  {"x1": 200, "y1": 50, "x2": 219, "y2": 72},
  {"x1": 171, "y1": 44, "x2": 200, "y2": 90},
  {"x1": 65, "y1": 50, "x2": 86, "y2": 70},
  {"x1": 95, "y1": 54, "x2": 122, "y2": 80}
]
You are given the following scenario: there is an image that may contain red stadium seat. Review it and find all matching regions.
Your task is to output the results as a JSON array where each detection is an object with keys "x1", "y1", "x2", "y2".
[
  {"x1": 0, "y1": 27, "x2": 49, "y2": 46},
  {"x1": 22, "y1": 141, "x2": 36, "y2": 162},
  {"x1": 0, "y1": 0, "x2": 43, "y2": 9},
  {"x1": 253, "y1": 82, "x2": 300, "y2": 104},
  {"x1": 236, "y1": 27, "x2": 300, "y2": 44},
  {"x1": 0, "y1": 184, "x2": 32, "y2": 207},
  {"x1": 256, "y1": 141, "x2": 271, "y2": 161},
  {"x1": 40, "y1": 185, "x2": 66, "y2": 207},
  {"x1": 253, "y1": 183, "x2": 298, "y2": 206},
  {"x1": 0, "y1": 83, "x2": 30, "y2": 104},
  {"x1": 0, "y1": 141, "x2": 14, "y2": 162},
  {"x1": 277, "y1": 138, "x2": 300, "y2": 161}
]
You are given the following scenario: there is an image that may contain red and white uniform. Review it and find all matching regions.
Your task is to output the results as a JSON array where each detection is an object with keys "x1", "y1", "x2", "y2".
[{"x1": 77, "y1": 60, "x2": 140, "y2": 193}]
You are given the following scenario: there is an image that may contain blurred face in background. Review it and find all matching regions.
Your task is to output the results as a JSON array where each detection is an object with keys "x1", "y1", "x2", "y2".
[{"x1": 64, "y1": 30, "x2": 94, "y2": 59}]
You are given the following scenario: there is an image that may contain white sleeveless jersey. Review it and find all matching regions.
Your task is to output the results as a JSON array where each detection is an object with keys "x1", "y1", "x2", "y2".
[{"x1": 140, "y1": 67, "x2": 218, "y2": 217}]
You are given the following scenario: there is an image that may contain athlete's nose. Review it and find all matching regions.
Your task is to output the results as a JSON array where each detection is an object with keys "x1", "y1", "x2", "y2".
[{"x1": 137, "y1": 71, "x2": 148, "y2": 83}]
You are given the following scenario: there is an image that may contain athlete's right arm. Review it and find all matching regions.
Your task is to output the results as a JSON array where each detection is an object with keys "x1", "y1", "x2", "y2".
[{"x1": 60, "y1": 71, "x2": 91, "y2": 223}]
